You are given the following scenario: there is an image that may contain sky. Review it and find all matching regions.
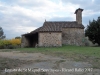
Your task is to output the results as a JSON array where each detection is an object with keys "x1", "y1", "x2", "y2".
[{"x1": 0, "y1": 0, "x2": 100, "y2": 39}]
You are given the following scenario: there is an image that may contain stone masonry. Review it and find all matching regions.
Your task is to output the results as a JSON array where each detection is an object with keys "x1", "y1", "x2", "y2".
[
  {"x1": 21, "y1": 8, "x2": 84, "y2": 47},
  {"x1": 38, "y1": 32, "x2": 62, "y2": 47},
  {"x1": 62, "y1": 28, "x2": 84, "y2": 46},
  {"x1": 75, "y1": 8, "x2": 83, "y2": 24},
  {"x1": 21, "y1": 36, "x2": 29, "y2": 47}
]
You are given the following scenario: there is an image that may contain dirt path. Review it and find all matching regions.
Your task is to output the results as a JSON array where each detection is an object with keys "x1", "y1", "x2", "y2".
[{"x1": 0, "y1": 51, "x2": 100, "y2": 75}]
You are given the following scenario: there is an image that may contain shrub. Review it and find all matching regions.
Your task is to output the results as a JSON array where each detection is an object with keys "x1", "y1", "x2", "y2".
[
  {"x1": 9, "y1": 39, "x2": 21, "y2": 46},
  {"x1": 0, "y1": 39, "x2": 21, "y2": 49},
  {"x1": 83, "y1": 37, "x2": 95, "y2": 46}
]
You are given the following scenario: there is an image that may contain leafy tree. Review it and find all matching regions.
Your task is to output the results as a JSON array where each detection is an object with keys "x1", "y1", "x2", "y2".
[
  {"x1": 0, "y1": 27, "x2": 5, "y2": 39},
  {"x1": 85, "y1": 17, "x2": 100, "y2": 46},
  {"x1": 15, "y1": 36, "x2": 21, "y2": 39}
]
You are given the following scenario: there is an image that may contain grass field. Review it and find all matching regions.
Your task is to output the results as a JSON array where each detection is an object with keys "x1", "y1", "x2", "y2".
[
  {"x1": 15, "y1": 45, "x2": 100, "y2": 69},
  {"x1": 0, "y1": 45, "x2": 100, "y2": 69},
  {"x1": 15, "y1": 45, "x2": 100, "y2": 58},
  {"x1": 0, "y1": 45, "x2": 100, "y2": 75}
]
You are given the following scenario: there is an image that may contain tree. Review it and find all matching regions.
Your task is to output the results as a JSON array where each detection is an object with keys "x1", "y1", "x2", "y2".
[
  {"x1": 15, "y1": 36, "x2": 21, "y2": 39},
  {"x1": 85, "y1": 17, "x2": 100, "y2": 46},
  {"x1": 0, "y1": 27, "x2": 5, "y2": 39}
]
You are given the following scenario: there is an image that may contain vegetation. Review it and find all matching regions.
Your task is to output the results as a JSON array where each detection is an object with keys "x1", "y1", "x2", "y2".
[
  {"x1": 0, "y1": 27, "x2": 5, "y2": 39},
  {"x1": 15, "y1": 45, "x2": 100, "y2": 58},
  {"x1": 85, "y1": 17, "x2": 100, "y2": 46},
  {"x1": 0, "y1": 45, "x2": 100, "y2": 68},
  {"x1": 15, "y1": 36, "x2": 21, "y2": 39},
  {"x1": 0, "y1": 45, "x2": 100, "y2": 75},
  {"x1": 0, "y1": 27, "x2": 21, "y2": 49},
  {"x1": 17, "y1": 45, "x2": 100, "y2": 69},
  {"x1": 0, "y1": 39, "x2": 21, "y2": 49}
]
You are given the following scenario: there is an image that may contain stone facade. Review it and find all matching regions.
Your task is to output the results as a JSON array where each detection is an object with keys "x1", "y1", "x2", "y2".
[
  {"x1": 62, "y1": 28, "x2": 84, "y2": 46},
  {"x1": 21, "y1": 36, "x2": 29, "y2": 47},
  {"x1": 38, "y1": 32, "x2": 62, "y2": 47},
  {"x1": 21, "y1": 8, "x2": 85, "y2": 47}
]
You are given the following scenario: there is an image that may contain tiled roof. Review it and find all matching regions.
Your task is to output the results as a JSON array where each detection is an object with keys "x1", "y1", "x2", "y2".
[
  {"x1": 23, "y1": 21, "x2": 84, "y2": 36},
  {"x1": 39, "y1": 21, "x2": 84, "y2": 32}
]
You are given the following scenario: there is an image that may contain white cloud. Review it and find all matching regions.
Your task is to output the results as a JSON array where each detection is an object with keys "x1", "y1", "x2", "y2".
[
  {"x1": 5, "y1": 26, "x2": 37, "y2": 33},
  {"x1": 83, "y1": 10, "x2": 100, "y2": 17},
  {"x1": 0, "y1": 0, "x2": 99, "y2": 38}
]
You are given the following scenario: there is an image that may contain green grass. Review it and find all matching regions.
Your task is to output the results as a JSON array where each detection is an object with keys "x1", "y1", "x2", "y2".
[
  {"x1": 17, "y1": 45, "x2": 100, "y2": 69},
  {"x1": 15, "y1": 45, "x2": 100, "y2": 58},
  {"x1": 1, "y1": 45, "x2": 100, "y2": 58},
  {"x1": 0, "y1": 45, "x2": 100, "y2": 68}
]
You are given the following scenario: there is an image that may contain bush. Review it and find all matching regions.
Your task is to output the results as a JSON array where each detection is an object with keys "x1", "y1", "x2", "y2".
[
  {"x1": 83, "y1": 37, "x2": 95, "y2": 46},
  {"x1": 85, "y1": 17, "x2": 100, "y2": 46},
  {"x1": 0, "y1": 39, "x2": 21, "y2": 49},
  {"x1": 9, "y1": 39, "x2": 21, "y2": 46}
]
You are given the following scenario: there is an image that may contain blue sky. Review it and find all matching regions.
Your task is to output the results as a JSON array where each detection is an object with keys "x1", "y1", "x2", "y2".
[{"x1": 0, "y1": 0, "x2": 100, "y2": 39}]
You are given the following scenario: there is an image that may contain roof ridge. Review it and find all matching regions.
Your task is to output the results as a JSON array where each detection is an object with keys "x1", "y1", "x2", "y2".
[{"x1": 23, "y1": 21, "x2": 84, "y2": 36}]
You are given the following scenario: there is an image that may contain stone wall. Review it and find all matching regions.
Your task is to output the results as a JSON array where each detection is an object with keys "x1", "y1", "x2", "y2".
[
  {"x1": 21, "y1": 36, "x2": 29, "y2": 48},
  {"x1": 76, "y1": 9, "x2": 82, "y2": 24},
  {"x1": 38, "y1": 32, "x2": 62, "y2": 47},
  {"x1": 62, "y1": 28, "x2": 85, "y2": 46}
]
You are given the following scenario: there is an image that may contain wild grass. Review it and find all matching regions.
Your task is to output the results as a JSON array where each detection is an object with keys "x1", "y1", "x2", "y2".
[
  {"x1": 0, "y1": 45, "x2": 100, "y2": 69},
  {"x1": 16, "y1": 45, "x2": 100, "y2": 69},
  {"x1": 15, "y1": 45, "x2": 100, "y2": 58}
]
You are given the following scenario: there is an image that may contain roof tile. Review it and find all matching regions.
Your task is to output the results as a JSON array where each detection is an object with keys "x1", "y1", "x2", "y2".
[{"x1": 23, "y1": 21, "x2": 84, "y2": 36}]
